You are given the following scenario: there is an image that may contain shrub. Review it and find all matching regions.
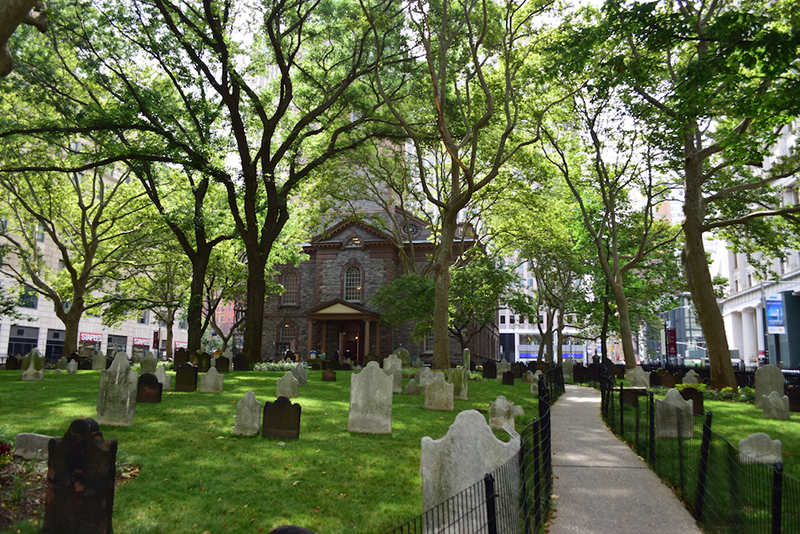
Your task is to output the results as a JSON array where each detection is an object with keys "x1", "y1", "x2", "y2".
[{"x1": 253, "y1": 360, "x2": 307, "y2": 372}]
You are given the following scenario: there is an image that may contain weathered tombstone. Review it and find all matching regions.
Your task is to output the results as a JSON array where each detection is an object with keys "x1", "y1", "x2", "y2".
[
  {"x1": 416, "y1": 367, "x2": 436, "y2": 387},
  {"x1": 536, "y1": 362, "x2": 551, "y2": 374},
  {"x1": 754, "y1": 365, "x2": 785, "y2": 409},
  {"x1": 572, "y1": 363, "x2": 585, "y2": 383},
  {"x1": 679, "y1": 387, "x2": 704, "y2": 415},
  {"x1": 562, "y1": 359, "x2": 574, "y2": 381},
  {"x1": 276, "y1": 371, "x2": 300, "y2": 399},
  {"x1": 215, "y1": 355, "x2": 230, "y2": 374},
  {"x1": 136, "y1": 373, "x2": 163, "y2": 403},
  {"x1": 448, "y1": 367, "x2": 468, "y2": 400},
  {"x1": 5, "y1": 354, "x2": 22, "y2": 370},
  {"x1": 383, "y1": 353, "x2": 403, "y2": 394},
  {"x1": 232, "y1": 353, "x2": 248, "y2": 371},
  {"x1": 627, "y1": 366, "x2": 650, "y2": 391},
  {"x1": 462, "y1": 348, "x2": 471, "y2": 371},
  {"x1": 521, "y1": 370, "x2": 535, "y2": 384},
  {"x1": 347, "y1": 361, "x2": 392, "y2": 434},
  {"x1": 738, "y1": 433, "x2": 782, "y2": 464},
  {"x1": 420, "y1": 410, "x2": 520, "y2": 530},
  {"x1": 79, "y1": 358, "x2": 93, "y2": 371},
  {"x1": 328, "y1": 358, "x2": 341, "y2": 371},
  {"x1": 56, "y1": 356, "x2": 68, "y2": 370},
  {"x1": 391, "y1": 347, "x2": 411, "y2": 367},
  {"x1": 174, "y1": 363, "x2": 198, "y2": 392},
  {"x1": 496, "y1": 360, "x2": 511, "y2": 380},
  {"x1": 649, "y1": 371, "x2": 662, "y2": 387},
  {"x1": 489, "y1": 395, "x2": 516, "y2": 431},
  {"x1": 501, "y1": 371, "x2": 515, "y2": 386},
  {"x1": 154, "y1": 365, "x2": 171, "y2": 391},
  {"x1": 91, "y1": 352, "x2": 108, "y2": 371},
  {"x1": 512, "y1": 364, "x2": 523, "y2": 378},
  {"x1": 530, "y1": 372, "x2": 543, "y2": 396},
  {"x1": 200, "y1": 367, "x2": 224, "y2": 393},
  {"x1": 139, "y1": 352, "x2": 158, "y2": 374},
  {"x1": 683, "y1": 369, "x2": 700, "y2": 385},
  {"x1": 344, "y1": 358, "x2": 355, "y2": 369},
  {"x1": 762, "y1": 391, "x2": 790, "y2": 420},
  {"x1": 424, "y1": 373, "x2": 454, "y2": 411},
  {"x1": 599, "y1": 358, "x2": 615, "y2": 382},
  {"x1": 15, "y1": 432, "x2": 53, "y2": 460},
  {"x1": 195, "y1": 352, "x2": 211, "y2": 373},
  {"x1": 22, "y1": 349, "x2": 45, "y2": 381},
  {"x1": 174, "y1": 348, "x2": 189, "y2": 367},
  {"x1": 482, "y1": 360, "x2": 497, "y2": 379},
  {"x1": 321, "y1": 369, "x2": 336, "y2": 382},
  {"x1": 789, "y1": 387, "x2": 800, "y2": 413},
  {"x1": 411, "y1": 358, "x2": 424, "y2": 369},
  {"x1": 66, "y1": 360, "x2": 78, "y2": 375},
  {"x1": 262, "y1": 396, "x2": 302, "y2": 439},
  {"x1": 234, "y1": 391, "x2": 262, "y2": 436},
  {"x1": 44, "y1": 418, "x2": 116, "y2": 534},
  {"x1": 614, "y1": 365, "x2": 626, "y2": 380},
  {"x1": 96, "y1": 353, "x2": 137, "y2": 426},
  {"x1": 514, "y1": 405, "x2": 525, "y2": 417},
  {"x1": 661, "y1": 372, "x2": 676, "y2": 389},
  {"x1": 621, "y1": 389, "x2": 642, "y2": 406},
  {"x1": 586, "y1": 363, "x2": 600, "y2": 383},
  {"x1": 291, "y1": 363, "x2": 308, "y2": 386},
  {"x1": 656, "y1": 389, "x2": 694, "y2": 438},
  {"x1": 405, "y1": 379, "x2": 421, "y2": 395}
]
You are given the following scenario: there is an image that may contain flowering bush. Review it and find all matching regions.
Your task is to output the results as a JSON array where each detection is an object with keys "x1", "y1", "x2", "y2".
[{"x1": 253, "y1": 360, "x2": 306, "y2": 372}]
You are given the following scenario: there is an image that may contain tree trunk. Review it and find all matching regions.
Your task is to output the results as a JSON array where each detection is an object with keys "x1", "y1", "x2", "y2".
[
  {"x1": 243, "y1": 256, "x2": 267, "y2": 364},
  {"x1": 60, "y1": 309, "x2": 81, "y2": 356},
  {"x1": 556, "y1": 327, "x2": 564, "y2": 366},
  {"x1": 609, "y1": 279, "x2": 638, "y2": 369},
  {"x1": 187, "y1": 255, "x2": 209, "y2": 355},
  {"x1": 600, "y1": 297, "x2": 611, "y2": 361},
  {"x1": 165, "y1": 308, "x2": 176, "y2": 361},
  {"x1": 432, "y1": 215, "x2": 457, "y2": 370}
]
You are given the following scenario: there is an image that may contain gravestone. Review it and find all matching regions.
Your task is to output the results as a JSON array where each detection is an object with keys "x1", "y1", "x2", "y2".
[
  {"x1": 234, "y1": 391, "x2": 262, "y2": 436},
  {"x1": 52, "y1": 369, "x2": 63, "y2": 375},
  {"x1": 536, "y1": 362, "x2": 550, "y2": 374},
  {"x1": 344, "y1": 358, "x2": 355, "y2": 369},
  {"x1": 496, "y1": 360, "x2": 511, "y2": 380},
  {"x1": 586, "y1": 363, "x2": 600, "y2": 383},
  {"x1": 214, "y1": 356, "x2": 230, "y2": 374},
  {"x1": 755, "y1": 365, "x2": 785, "y2": 409},
  {"x1": 657, "y1": 368, "x2": 666, "y2": 376},
  {"x1": 174, "y1": 348, "x2": 189, "y2": 367},
  {"x1": 262, "y1": 396, "x2": 302, "y2": 439},
  {"x1": 79, "y1": 359, "x2": 93, "y2": 370},
  {"x1": 521, "y1": 370, "x2": 535, "y2": 384},
  {"x1": 462, "y1": 348, "x2": 471, "y2": 371},
  {"x1": 66, "y1": 360, "x2": 78, "y2": 375},
  {"x1": 174, "y1": 363, "x2": 198, "y2": 392},
  {"x1": 405, "y1": 379, "x2": 421, "y2": 395},
  {"x1": 420, "y1": 410, "x2": 520, "y2": 530},
  {"x1": 448, "y1": 367, "x2": 468, "y2": 400},
  {"x1": 383, "y1": 353, "x2": 403, "y2": 393},
  {"x1": 599, "y1": 358, "x2": 615, "y2": 382},
  {"x1": 15, "y1": 432, "x2": 53, "y2": 460},
  {"x1": 92, "y1": 351, "x2": 108, "y2": 371},
  {"x1": 482, "y1": 361, "x2": 497, "y2": 379},
  {"x1": 291, "y1": 363, "x2": 308, "y2": 386},
  {"x1": 347, "y1": 361, "x2": 392, "y2": 434},
  {"x1": 44, "y1": 418, "x2": 116, "y2": 534},
  {"x1": 501, "y1": 371, "x2": 515, "y2": 386},
  {"x1": 200, "y1": 367, "x2": 224, "y2": 393},
  {"x1": 56, "y1": 356, "x2": 68, "y2": 371},
  {"x1": 530, "y1": 371, "x2": 543, "y2": 396},
  {"x1": 789, "y1": 387, "x2": 800, "y2": 413},
  {"x1": 328, "y1": 358, "x2": 341, "y2": 371},
  {"x1": 738, "y1": 433, "x2": 782, "y2": 464},
  {"x1": 195, "y1": 352, "x2": 211, "y2": 373},
  {"x1": 627, "y1": 366, "x2": 649, "y2": 391},
  {"x1": 661, "y1": 372, "x2": 676, "y2": 389},
  {"x1": 276, "y1": 371, "x2": 299, "y2": 399},
  {"x1": 5, "y1": 354, "x2": 22, "y2": 370},
  {"x1": 562, "y1": 359, "x2": 574, "y2": 381},
  {"x1": 154, "y1": 365, "x2": 171, "y2": 391},
  {"x1": 233, "y1": 353, "x2": 248, "y2": 371},
  {"x1": 621, "y1": 388, "x2": 643, "y2": 406},
  {"x1": 22, "y1": 349, "x2": 45, "y2": 381},
  {"x1": 489, "y1": 395, "x2": 516, "y2": 431},
  {"x1": 391, "y1": 347, "x2": 411, "y2": 367},
  {"x1": 572, "y1": 363, "x2": 585, "y2": 383},
  {"x1": 656, "y1": 389, "x2": 694, "y2": 438},
  {"x1": 424, "y1": 373, "x2": 454, "y2": 411},
  {"x1": 512, "y1": 364, "x2": 523, "y2": 378},
  {"x1": 649, "y1": 372, "x2": 662, "y2": 387},
  {"x1": 680, "y1": 387, "x2": 704, "y2": 415},
  {"x1": 683, "y1": 369, "x2": 700, "y2": 385},
  {"x1": 136, "y1": 373, "x2": 163, "y2": 403},
  {"x1": 614, "y1": 365, "x2": 626, "y2": 380},
  {"x1": 762, "y1": 391, "x2": 790, "y2": 420},
  {"x1": 416, "y1": 367, "x2": 435, "y2": 387},
  {"x1": 139, "y1": 352, "x2": 158, "y2": 374},
  {"x1": 411, "y1": 358, "x2": 424, "y2": 368},
  {"x1": 96, "y1": 353, "x2": 137, "y2": 426},
  {"x1": 321, "y1": 369, "x2": 336, "y2": 382},
  {"x1": 514, "y1": 405, "x2": 525, "y2": 417}
]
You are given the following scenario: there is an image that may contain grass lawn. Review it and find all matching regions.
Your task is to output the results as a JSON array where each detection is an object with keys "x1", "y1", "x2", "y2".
[{"x1": 0, "y1": 369, "x2": 538, "y2": 534}]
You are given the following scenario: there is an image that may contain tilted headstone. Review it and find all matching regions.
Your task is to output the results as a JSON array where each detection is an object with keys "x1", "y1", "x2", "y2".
[
  {"x1": 232, "y1": 353, "x2": 248, "y2": 371},
  {"x1": 234, "y1": 391, "x2": 262, "y2": 437},
  {"x1": 405, "y1": 379, "x2": 421, "y2": 395},
  {"x1": 96, "y1": 353, "x2": 137, "y2": 426},
  {"x1": 174, "y1": 363, "x2": 198, "y2": 392},
  {"x1": 174, "y1": 348, "x2": 189, "y2": 367},
  {"x1": 482, "y1": 361, "x2": 497, "y2": 379},
  {"x1": 139, "y1": 352, "x2": 158, "y2": 374},
  {"x1": 421, "y1": 410, "x2": 520, "y2": 526},
  {"x1": 44, "y1": 418, "x2": 116, "y2": 534},
  {"x1": 347, "y1": 361, "x2": 392, "y2": 434},
  {"x1": 200, "y1": 367, "x2": 224, "y2": 393},
  {"x1": 656, "y1": 389, "x2": 694, "y2": 438},
  {"x1": 15, "y1": 432, "x2": 53, "y2": 460},
  {"x1": 383, "y1": 354, "x2": 403, "y2": 393},
  {"x1": 154, "y1": 365, "x2": 171, "y2": 391},
  {"x1": 424, "y1": 373, "x2": 454, "y2": 411},
  {"x1": 136, "y1": 373, "x2": 163, "y2": 403},
  {"x1": 22, "y1": 349, "x2": 45, "y2": 381},
  {"x1": 321, "y1": 369, "x2": 336, "y2": 382},
  {"x1": 262, "y1": 396, "x2": 302, "y2": 440},
  {"x1": 762, "y1": 391, "x2": 790, "y2": 420},
  {"x1": 291, "y1": 363, "x2": 308, "y2": 386},
  {"x1": 221, "y1": 349, "x2": 233, "y2": 363},
  {"x1": 489, "y1": 395, "x2": 516, "y2": 431},
  {"x1": 66, "y1": 360, "x2": 78, "y2": 375},
  {"x1": 56, "y1": 356, "x2": 68, "y2": 370},
  {"x1": 276, "y1": 371, "x2": 299, "y2": 399},
  {"x1": 683, "y1": 369, "x2": 700, "y2": 385},
  {"x1": 755, "y1": 365, "x2": 785, "y2": 409},
  {"x1": 496, "y1": 360, "x2": 511, "y2": 380},
  {"x1": 92, "y1": 352, "x2": 108, "y2": 371},
  {"x1": 462, "y1": 348, "x2": 471, "y2": 371},
  {"x1": 448, "y1": 367, "x2": 468, "y2": 400},
  {"x1": 680, "y1": 387, "x2": 704, "y2": 415},
  {"x1": 562, "y1": 359, "x2": 574, "y2": 381},
  {"x1": 627, "y1": 366, "x2": 650, "y2": 391},
  {"x1": 738, "y1": 432, "x2": 782, "y2": 464},
  {"x1": 501, "y1": 371, "x2": 515, "y2": 386}
]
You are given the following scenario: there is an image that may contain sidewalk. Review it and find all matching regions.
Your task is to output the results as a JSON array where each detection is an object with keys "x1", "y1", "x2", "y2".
[{"x1": 548, "y1": 384, "x2": 703, "y2": 533}]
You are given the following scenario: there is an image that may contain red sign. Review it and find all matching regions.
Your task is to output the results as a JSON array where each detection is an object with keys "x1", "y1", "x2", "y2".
[
  {"x1": 79, "y1": 332, "x2": 103, "y2": 343},
  {"x1": 175, "y1": 341, "x2": 188, "y2": 349},
  {"x1": 133, "y1": 338, "x2": 151, "y2": 347},
  {"x1": 153, "y1": 331, "x2": 160, "y2": 348},
  {"x1": 667, "y1": 329, "x2": 678, "y2": 357}
]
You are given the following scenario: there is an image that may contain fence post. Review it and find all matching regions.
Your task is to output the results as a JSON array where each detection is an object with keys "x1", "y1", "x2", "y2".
[
  {"x1": 694, "y1": 411, "x2": 713, "y2": 521},
  {"x1": 519, "y1": 431, "x2": 531, "y2": 534},
  {"x1": 484, "y1": 473, "x2": 498, "y2": 534},
  {"x1": 533, "y1": 418, "x2": 541, "y2": 529},
  {"x1": 772, "y1": 461, "x2": 783, "y2": 534},
  {"x1": 619, "y1": 383, "x2": 625, "y2": 437},
  {"x1": 648, "y1": 392, "x2": 655, "y2": 466}
]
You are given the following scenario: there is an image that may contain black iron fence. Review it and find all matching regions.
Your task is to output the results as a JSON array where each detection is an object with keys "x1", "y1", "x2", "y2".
[
  {"x1": 599, "y1": 367, "x2": 800, "y2": 533},
  {"x1": 384, "y1": 367, "x2": 562, "y2": 534}
]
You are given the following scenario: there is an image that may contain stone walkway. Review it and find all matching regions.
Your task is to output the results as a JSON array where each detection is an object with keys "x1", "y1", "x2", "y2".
[{"x1": 548, "y1": 384, "x2": 703, "y2": 533}]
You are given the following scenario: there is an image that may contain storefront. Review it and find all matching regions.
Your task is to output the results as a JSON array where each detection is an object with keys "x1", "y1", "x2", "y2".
[
  {"x1": 45, "y1": 329, "x2": 65, "y2": 363},
  {"x1": 131, "y1": 337, "x2": 151, "y2": 361},
  {"x1": 7, "y1": 325, "x2": 39, "y2": 357},
  {"x1": 79, "y1": 332, "x2": 103, "y2": 353},
  {"x1": 106, "y1": 334, "x2": 128, "y2": 357}
]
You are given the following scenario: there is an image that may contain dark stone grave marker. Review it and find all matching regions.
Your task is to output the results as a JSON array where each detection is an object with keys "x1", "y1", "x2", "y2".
[
  {"x1": 586, "y1": 364, "x2": 600, "y2": 383},
  {"x1": 328, "y1": 358, "x2": 341, "y2": 371},
  {"x1": 661, "y1": 372, "x2": 676, "y2": 389},
  {"x1": 174, "y1": 348, "x2": 189, "y2": 368},
  {"x1": 321, "y1": 369, "x2": 336, "y2": 382},
  {"x1": 5, "y1": 355, "x2": 22, "y2": 370},
  {"x1": 232, "y1": 353, "x2": 248, "y2": 371},
  {"x1": 137, "y1": 373, "x2": 163, "y2": 403},
  {"x1": 573, "y1": 363, "x2": 585, "y2": 383},
  {"x1": 621, "y1": 388, "x2": 643, "y2": 406},
  {"x1": 614, "y1": 365, "x2": 626, "y2": 380},
  {"x1": 679, "y1": 387, "x2": 704, "y2": 415},
  {"x1": 44, "y1": 418, "x2": 116, "y2": 534},
  {"x1": 502, "y1": 371, "x2": 515, "y2": 386},
  {"x1": 482, "y1": 361, "x2": 497, "y2": 380},
  {"x1": 262, "y1": 396, "x2": 301, "y2": 440},
  {"x1": 536, "y1": 362, "x2": 550, "y2": 374},
  {"x1": 175, "y1": 363, "x2": 198, "y2": 392},
  {"x1": 79, "y1": 359, "x2": 93, "y2": 370},
  {"x1": 787, "y1": 387, "x2": 800, "y2": 413},
  {"x1": 340, "y1": 363, "x2": 352, "y2": 371},
  {"x1": 215, "y1": 357, "x2": 230, "y2": 374},
  {"x1": 194, "y1": 352, "x2": 211, "y2": 373},
  {"x1": 512, "y1": 364, "x2": 523, "y2": 378},
  {"x1": 649, "y1": 372, "x2": 661, "y2": 387}
]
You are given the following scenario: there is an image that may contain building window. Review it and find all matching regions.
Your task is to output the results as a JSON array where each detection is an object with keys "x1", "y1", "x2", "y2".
[
  {"x1": 18, "y1": 287, "x2": 38, "y2": 309},
  {"x1": 500, "y1": 315, "x2": 506, "y2": 325},
  {"x1": 344, "y1": 265, "x2": 362, "y2": 302},
  {"x1": 401, "y1": 223, "x2": 420, "y2": 237},
  {"x1": 345, "y1": 236, "x2": 362, "y2": 248},
  {"x1": 279, "y1": 322, "x2": 298, "y2": 351},
  {"x1": 509, "y1": 315, "x2": 515, "y2": 325},
  {"x1": 138, "y1": 311, "x2": 149, "y2": 324},
  {"x1": 281, "y1": 271, "x2": 299, "y2": 306},
  {"x1": 424, "y1": 332, "x2": 434, "y2": 354},
  {"x1": 36, "y1": 223, "x2": 45, "y2": 242}
]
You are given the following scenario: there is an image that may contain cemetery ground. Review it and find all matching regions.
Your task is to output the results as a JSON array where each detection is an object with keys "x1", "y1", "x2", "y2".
[{"x1": 0, "y1": 369, "x2": 537, "y2": 534}]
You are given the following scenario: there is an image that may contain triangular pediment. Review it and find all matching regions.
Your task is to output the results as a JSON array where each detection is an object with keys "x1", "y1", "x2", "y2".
[
  {"x1": 305, "y1": 299, "x2": 380, "y2": 320},
  {"x1": 310, "y1": 218, "x2": 392, "y2": 245}
]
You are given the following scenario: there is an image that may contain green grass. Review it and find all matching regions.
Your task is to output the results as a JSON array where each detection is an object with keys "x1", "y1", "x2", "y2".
[{"x1": 0, "y1": 369, "x2": 538, "y2": 534}]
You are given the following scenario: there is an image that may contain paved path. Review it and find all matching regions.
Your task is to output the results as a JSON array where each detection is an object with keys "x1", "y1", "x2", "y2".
[{"x1": 548, "y1": 384, "x2": 703, "y2": 533}]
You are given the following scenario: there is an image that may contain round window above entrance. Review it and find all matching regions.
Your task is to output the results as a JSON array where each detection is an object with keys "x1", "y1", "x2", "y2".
[{"x1": 402, "y1": 223, "x2": 420, "y2": 237}]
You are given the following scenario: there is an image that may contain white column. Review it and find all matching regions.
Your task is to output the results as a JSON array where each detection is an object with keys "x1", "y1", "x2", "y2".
[{"x1": 742, "y1": 308, "x2": 758, "y2": 366}]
